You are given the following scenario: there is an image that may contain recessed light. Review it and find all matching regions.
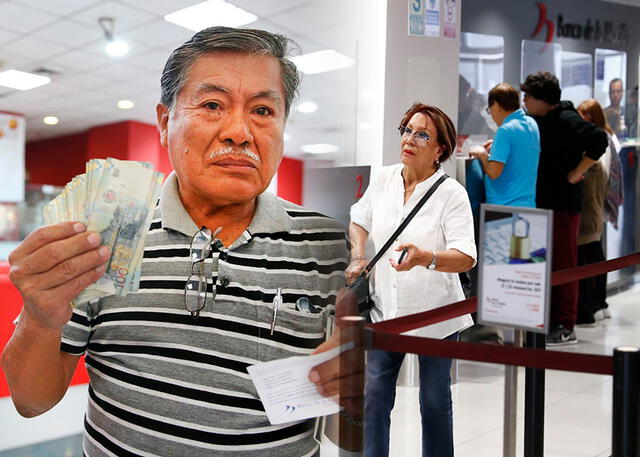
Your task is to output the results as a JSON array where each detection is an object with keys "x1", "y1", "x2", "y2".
[
  {"x1": 291, "y1": 49, "x2": 355, "y2": 75},
  {"x1": 117, "y1": 99, "x2": 134, "y2": 110},
  {"x1": 0, "y1": 69, "x2": 50, "y2": 91},
  {"x1": 301, "y1": 143, "x2": 339, "y2": 154},
  {"x1": 165, "y1": 0, "x2": 258, "y2": 31},
  {"x1": 105, "y1": 40, "x2": 129, "y2": 57},
  {"x1": 43, "y1": 116, "x2": 59, "y2": 125},
  {"x1": 297, "y1": 101, "x2": 318, "y2": 113}
]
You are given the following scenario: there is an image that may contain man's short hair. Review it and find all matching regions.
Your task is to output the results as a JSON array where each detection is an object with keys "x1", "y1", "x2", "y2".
[
  {"x1": 161, "y1": 26, "x2": 301, "y2": 117},
  {"x1": 399, "y1": 102, "x2": 457, "y2": 163},
  {"x1": 488, "y1": 83, "x2": 520, "y2": 112},
  {"x1": 609, "y1": 78, "x2": 623, "y2": 91},
  {"x1": 520, "y1": 71, "x2": 561, "y2": 105}
]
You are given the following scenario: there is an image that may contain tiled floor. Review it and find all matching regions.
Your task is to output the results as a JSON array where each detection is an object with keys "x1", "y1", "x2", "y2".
[{"x1": 5, "y1": 285, "x2": 639, "y2": 456}]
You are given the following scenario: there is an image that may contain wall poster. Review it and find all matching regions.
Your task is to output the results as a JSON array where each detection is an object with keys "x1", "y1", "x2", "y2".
[{"x1": 0, "y1": 112, "x2": 25, "y2": 202}]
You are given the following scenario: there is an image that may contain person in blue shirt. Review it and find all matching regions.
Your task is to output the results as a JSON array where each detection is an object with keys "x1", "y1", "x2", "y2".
[{"x1": 470, "y1": 82, "x2": 540, "y2": 208}]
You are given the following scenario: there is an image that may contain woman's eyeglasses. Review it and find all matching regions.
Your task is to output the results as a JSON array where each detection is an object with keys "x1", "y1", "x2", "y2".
[
  {"x1": 398, "y1": 126, "x2": 431, "y2": 145},
  {"x1": 184, "y1": 226, "x2": 222, "y2": 318}
]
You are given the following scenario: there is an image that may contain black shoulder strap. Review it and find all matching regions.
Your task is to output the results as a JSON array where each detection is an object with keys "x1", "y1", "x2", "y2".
[{"x1": 365, "y1": 173, "x2": 449, "y2": 272}]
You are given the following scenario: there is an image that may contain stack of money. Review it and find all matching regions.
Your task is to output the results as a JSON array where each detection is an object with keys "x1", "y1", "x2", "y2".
[{"x1": 43, "y1": 158, "x2": 164, "y2": 304}]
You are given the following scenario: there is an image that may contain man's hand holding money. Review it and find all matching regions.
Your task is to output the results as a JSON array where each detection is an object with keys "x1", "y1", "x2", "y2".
[{"x1": 8, "y1": 222, "x2": 110, "y2": 330}]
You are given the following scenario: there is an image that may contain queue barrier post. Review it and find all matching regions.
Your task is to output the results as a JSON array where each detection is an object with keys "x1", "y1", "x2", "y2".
[
  {"x1": 503, "y1": 328, "x2": 522, "y2": 457},
  {"x1": 612, "y1": 346, "x2": 640, "y2": 457},
  {"x1": 524, "y1": 331, "x2": 545, "y2": 457}
]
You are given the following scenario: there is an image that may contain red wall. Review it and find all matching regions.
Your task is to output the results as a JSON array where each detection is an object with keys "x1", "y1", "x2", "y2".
[
  {"x1": 26, "y1": 132, "x2": 88, "y2": 186},
  {"x1": 277, "y1": 157, "x2": 303, "y2": 205},
  {"x1": 26, "y1": 121, "x2": 173, "y2": 186}
]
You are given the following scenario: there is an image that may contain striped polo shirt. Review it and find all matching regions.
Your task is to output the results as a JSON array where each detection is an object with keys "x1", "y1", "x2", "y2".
[{"x1": 61, "y1": 173, "x2": 348, "y2": 457}]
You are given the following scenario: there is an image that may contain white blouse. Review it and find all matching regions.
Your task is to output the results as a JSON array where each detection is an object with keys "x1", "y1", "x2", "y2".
[{"x1": 350, "y1": 164, "x2": 476, "y2": 339}]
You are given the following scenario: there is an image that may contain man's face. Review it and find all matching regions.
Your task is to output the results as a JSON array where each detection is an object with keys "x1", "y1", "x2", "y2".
[
  {"x1": 609, "y1": 80, "x2": 623, "y2": 107},
  {"x1": 157, "y1": 51, "x2": 286, "y2": 207},
  {"x1": 523, "y1": 93, "x2": 548, "y2": 116}
]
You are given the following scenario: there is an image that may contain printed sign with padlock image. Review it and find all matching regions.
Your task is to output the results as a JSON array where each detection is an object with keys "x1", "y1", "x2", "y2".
[{"x1": 509, "y1": 214, "x2": 546, "y2": 264}]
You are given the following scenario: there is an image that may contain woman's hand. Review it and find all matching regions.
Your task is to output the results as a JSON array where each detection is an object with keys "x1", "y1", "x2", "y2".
[
  {"x1": 389, "y1": 243, "x2": 429, "y2": 271},
  {"x1": 345, "y1": 256, "x2": 367, "y2": 285}
]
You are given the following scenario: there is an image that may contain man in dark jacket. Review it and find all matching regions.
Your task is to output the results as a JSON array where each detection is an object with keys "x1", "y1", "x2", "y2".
[{"x1": 521, "y1": 71, "x2": 608, "y2": 346}]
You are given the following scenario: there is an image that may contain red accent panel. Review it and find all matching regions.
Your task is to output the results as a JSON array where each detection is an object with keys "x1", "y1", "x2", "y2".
[
  {"x1": 0, "y1": 262, "x2": 89, "y2": 398},
  {"x1": 86, "y1": 122, "x2": 130, "y2": 161},
  {"x1": 26, "y1": 132, "x2": 88, "y2": 186},
  {"x1": 26, "y1": 120, "x2": 173, "y2": 188},
  {"x1": 277, "y1": 157, "x2": 303, "y2": 205}
]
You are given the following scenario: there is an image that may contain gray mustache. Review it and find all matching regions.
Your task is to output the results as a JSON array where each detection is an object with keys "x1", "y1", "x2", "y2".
[{"x1": 209, "y1": 145, "x2": 260, "y2": 162}]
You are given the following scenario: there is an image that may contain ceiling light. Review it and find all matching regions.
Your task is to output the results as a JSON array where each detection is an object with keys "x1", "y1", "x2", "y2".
[
  {"x1": 0, "y1": 70, "x2": 50, "y2": 91},
  {"x1": 105, "y1": 40, "x2": 129, "y2": 57},
  {"x1": 297, "y1": 101, "x2": 318, "y2": 113},
  {"x1": 99, "y1": 17, "x2": 129, "y2": 57},
  {"x1": 164, "y1": 0, "x2": 258, "y2": 31},
  {"x1": 117, "y1": 99, "x2": 134, "y2": 110},
  {"x1": 291, "y1": 49, "x2": 355, "y2": 75},
  {"x1": 301, "y1": 143, "x2": 340, "y2": 154},
  {"x1": 43, "y1": 116, "x2": 59, "y2": 125}
]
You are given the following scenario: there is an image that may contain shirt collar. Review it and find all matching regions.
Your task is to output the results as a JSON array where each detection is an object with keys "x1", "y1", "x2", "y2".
[
  {"x1": 409, "y1": 166, "x2": 446, "y2": 190},
  {"x1": 159, "y1": 172, "x2": 200, "y2": 237},
  {"x1": 504, "y1": 108, "x2": 525, "y2": 123},
  {"x1": 159, "y1": 171, "x2": 291, "y2": 238}
]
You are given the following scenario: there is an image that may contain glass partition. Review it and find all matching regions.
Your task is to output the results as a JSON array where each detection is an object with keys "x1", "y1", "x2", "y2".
[
  {"x1": 458, "y1": 32, "x2": 504, "y2": 137},
  {"x1": 561, "y1": 51, "x2": 593, "y2": 107},
  {"x1": 521, "y1": 39, "x2": 562, "y2": 84}
]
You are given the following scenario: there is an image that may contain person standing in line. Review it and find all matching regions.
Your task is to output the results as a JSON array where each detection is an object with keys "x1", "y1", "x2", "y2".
[
  {"x1": 346, "y1": 102, "x2": 476, "y2": 457},
  {"x1": 605, "y1": 78, "x2": 626, "y2": 139},
  {"x1": 470, "y1": 82, "x2": 540, "y2": 208},
  {"x1": 575, "y1": 99, "x2": 624, "y2": 326},
  {"x1": 520, "y1": 71, "x2": 608, "y2": 346}
]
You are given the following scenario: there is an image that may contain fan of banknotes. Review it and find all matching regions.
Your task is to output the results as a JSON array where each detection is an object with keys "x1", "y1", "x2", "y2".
[{"x1": 43, "y1": 158, "x2": 164, "y2": 305}]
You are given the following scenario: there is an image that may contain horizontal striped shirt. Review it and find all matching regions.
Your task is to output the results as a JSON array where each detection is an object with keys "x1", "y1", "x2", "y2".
[{"x1": 62, "y1": 173, "x2": 348, "y2": 457}]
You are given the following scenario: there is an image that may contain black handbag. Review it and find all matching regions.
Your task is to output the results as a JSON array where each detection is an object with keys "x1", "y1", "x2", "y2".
[{"x1": 349, "y1": 174, "x2": 450, "y2": 314}]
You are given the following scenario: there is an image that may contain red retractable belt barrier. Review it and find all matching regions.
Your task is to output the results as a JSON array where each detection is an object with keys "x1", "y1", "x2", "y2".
[
  {"x1": 370, "y1": 251, "x2": 640, "y2": 336},
  {"x1": 365, "y1": 252, "x2": 640, "y2": 375},
  {"x1": 370, "y1": 331, "x2": 613, "y2": 375}
]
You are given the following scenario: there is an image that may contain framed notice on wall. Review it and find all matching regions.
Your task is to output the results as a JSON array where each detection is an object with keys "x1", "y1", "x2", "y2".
[
  {"x1": 0, "y1": 112, "x2": 25, "y2": 202},
  {"x1": 477, "y1": 204, "x2": 553, "y2": 334}
]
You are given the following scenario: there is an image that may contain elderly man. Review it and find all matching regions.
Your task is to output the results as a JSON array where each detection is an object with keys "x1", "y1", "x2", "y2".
[{"x1": 2, "y1": 27, "x2": 348, "y2": 456}]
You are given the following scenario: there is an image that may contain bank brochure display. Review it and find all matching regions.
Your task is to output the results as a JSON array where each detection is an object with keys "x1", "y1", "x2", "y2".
[{"x1": 477, "y1": 204, "x2": 553, "y2": 333}]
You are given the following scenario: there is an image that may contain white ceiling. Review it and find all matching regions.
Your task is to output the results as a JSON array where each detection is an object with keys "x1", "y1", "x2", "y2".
[
  {"x1": 0, "y1": 0, "x2": 358, "y2": 160},
  {"x1": 0, "y1": 0, "x2": 636, "y2": 160}
]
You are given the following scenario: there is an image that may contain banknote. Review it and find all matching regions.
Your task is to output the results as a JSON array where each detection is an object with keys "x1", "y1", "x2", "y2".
[{"x1": 43, "y1": 158, "x2": 164, "y2": 305}]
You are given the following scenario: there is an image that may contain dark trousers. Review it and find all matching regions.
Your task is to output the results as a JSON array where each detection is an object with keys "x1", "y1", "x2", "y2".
[
  {"x1": 577, "y1": 240, "x2": 608, "y2": 318},
  {"x1": 550, "y1": 211, "x2": 581, "y2": 330}
]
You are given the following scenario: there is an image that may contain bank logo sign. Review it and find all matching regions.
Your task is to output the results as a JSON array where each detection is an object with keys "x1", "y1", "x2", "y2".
[{"x1": 531, "y1": 1, "x2": 630, "y2": 46}]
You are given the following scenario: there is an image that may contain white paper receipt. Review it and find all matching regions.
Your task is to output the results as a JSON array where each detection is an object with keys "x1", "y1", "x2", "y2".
[{"x1": 247, "y1": 342, "x2": 354, "y2": 425}]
